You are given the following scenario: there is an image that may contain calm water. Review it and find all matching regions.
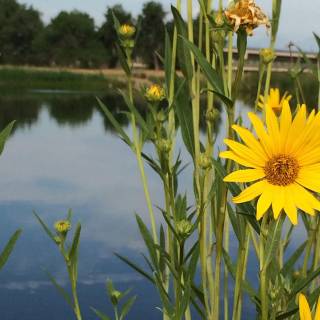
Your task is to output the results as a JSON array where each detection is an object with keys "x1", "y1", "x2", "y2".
[{"x1": 0, "y1": 89, "x2": 307, "y2": 319}]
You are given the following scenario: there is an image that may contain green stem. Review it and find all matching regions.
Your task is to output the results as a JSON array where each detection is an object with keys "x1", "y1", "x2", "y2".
[
  {"x1": 302, "y1": 218, "x2": 317, "y2": 277},
  {"x1": 68, "y1": 266, "x2": 82, "y2": 320},
  {"x1": 254, "y1": 64, "x2": 266, "y2": 112},
  {"x1": 260, "y1": 215, "x2": 269, "y2": 320}
]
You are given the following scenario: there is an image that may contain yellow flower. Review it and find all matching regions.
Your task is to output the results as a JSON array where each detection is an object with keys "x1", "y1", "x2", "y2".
[
  {"x1": 299, "y1": 294, "x2": 320, "y2": 320},
  {"x1": 220, "y1": 102, "x2": 320, "y2": 224},
  {"x1": 258, "y1": 88, "x2": 292, "y2": 114},
  {"x1": 118, "y1": 24, "x2": 136, "y2": 38},
  {"x1": 54, "y1": 220, "x2": 71, "y2": 233},
  {"x1": 145, "y1": 84, "x2": 165, "y2": 102},
  {"x1": 224, "y1": 0, "x2": 270, "y2": 35}
]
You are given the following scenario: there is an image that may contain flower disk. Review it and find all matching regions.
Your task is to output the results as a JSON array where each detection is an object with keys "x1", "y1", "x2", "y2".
[{"x1": 220, "y1": 102, "x2": 320, "y2": 224}]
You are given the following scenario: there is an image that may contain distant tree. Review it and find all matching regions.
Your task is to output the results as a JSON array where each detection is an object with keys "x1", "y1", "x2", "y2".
[
  {"x1": 0, "y1": 0, "x2": 43, "y2": 64},
  {"x1": 136, "y1": 1, "x2": 166, "y2": 69},
  {"x1": 98, "y1": 5, "x2": 133, "y2": 68},
  {"x1": 38, "y1": 11, "x2": 106, "y2": 68}
]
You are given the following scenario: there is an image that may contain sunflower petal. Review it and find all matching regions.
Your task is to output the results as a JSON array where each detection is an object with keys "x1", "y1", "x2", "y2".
[
  {"x1": 224, "y1": 168, "x2": 265, "y2": 182},
  {"x1": 233, "y1": 180, "x2": 266, "y2": 204},
  {"x1": 283, "y1": 188, "x2": 298, "y2": 225},
  {"x1": 256, "y1": 186, "x2": 273, "y2": 220},
  {"x1": 219, "y1": 151, "x2": 257, "y2": 168},
  {"x1": 315, "y1": 296, "x2": 320, "y2": 320},
  {"x1": 271, "y1": 186, "x2": 285, "y2": 219},
  {"x1": 298, "y1": 294, "x2": 312, "y2": 320}
]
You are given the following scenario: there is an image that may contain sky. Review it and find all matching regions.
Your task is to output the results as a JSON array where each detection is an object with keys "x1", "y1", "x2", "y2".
[{"x1": 20, "y1": 0, "x2": 320, "y2": 51}]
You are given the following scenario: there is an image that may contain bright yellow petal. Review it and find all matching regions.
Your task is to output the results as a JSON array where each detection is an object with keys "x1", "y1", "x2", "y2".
[
  {"x1": 224, "y1": 139, "x2": 265, "y2": 167},
  {"x1": 233, "y1": 180, "x2": 266, "y2": 204},
  {"x1": 265, "y1": 105, "x2": 280, "y2": 153},
  {"x1": 296, "y1": 165, "x2": 320, "y2": 193},
  {"x1": 256, "y1": 185, "x2": 273, "y2": 220},
  {"x1": 290, "y1": 183, "x2": 315, "y2": 216},
  {"x1": 224, "y1": 168, "x2": 265, "y2": 182},
  {"x1": 315, "y1": 296, "x2": 320, "y2": 320},
  {"x1": 271, "y1": 186, "x2": 285, "y2": 219},
  {"x1": 232, "y1": 125, "x2": 268, "y2": 160},
  {"x1": 283, "y1": 187, "x2": 298, "y2": 225},
  {"x1": 299, "y1": 294, "x2": 312, "y2": 320},
  {"x1": 219, "y1": 151, "x2": 257, "y2": 168},
  {"x1": 248, "y1": 112, "x2": 273, "y2": 157},
  {"x1": 279, "y1": 100, "x2": 292, "y2": 150}
]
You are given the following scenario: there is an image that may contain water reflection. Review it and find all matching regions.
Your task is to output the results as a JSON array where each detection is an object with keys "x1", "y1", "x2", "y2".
[{"x1": 0, "y1": 73, "x2": 317, "y2": 319}]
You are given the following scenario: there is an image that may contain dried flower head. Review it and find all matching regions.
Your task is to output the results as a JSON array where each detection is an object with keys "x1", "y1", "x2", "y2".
[
  {"x1": 118, "y1": 24, "x2": 136, "y2": 38},
  {"x1": 224, "y1": 0, "x2": 270, "y2": 35},
  {"x1": 54, "y1": 220, "x2": 71, "y2": 234},
  {"x1": 145, "y1": 84, "x2": 166, "y2": 102}
]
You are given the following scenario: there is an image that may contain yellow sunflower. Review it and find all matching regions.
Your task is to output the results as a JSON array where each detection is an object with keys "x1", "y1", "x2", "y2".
[
  {"x1": 299, "y1": 294, "x2": 320, "y2": 320},
  {"x1": 258, "y1": 88, "x2": 292, "y2": 113},
  {"x1": 220, "y1": 102, "x2": 320, "y2": 224}
]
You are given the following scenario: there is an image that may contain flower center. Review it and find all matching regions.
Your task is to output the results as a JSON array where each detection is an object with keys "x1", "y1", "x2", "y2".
[{"x1": 264, "y1": 154, "x2": 299, "y2": 186}]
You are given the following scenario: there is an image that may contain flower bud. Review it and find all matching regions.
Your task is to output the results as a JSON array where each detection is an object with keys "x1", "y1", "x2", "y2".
[
  {"x1": 145, "y1": 84, "x2": 166, "y2": 103},
  {"x1": 54, "y1": 220, "x2": 71, "y2": 234},
  {"x1": 206, "y1": 108, "x2": 219, "y2": 122},
  {"x1": 260, "y1": 48, "x2": 275, "y2": 65},
  {"x1": 176, "y1": 219, "x2": 193, "y2": 239},
  {"x1": 111, "y1": 290, "x2": 122, "y2": 305},
  {"x1": 199, "y1": 153, "x2": 212, "y2": 170},
  {"x1": 118, "y1": 24, "x2": 136, "y2": 39},
  {"x1": 157, "y1": 139, "x2": 172, "y2": 154}
]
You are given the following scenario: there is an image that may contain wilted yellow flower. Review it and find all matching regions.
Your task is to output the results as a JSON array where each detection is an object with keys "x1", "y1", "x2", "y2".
[
  {"x1": 220, "y1": 102, "x2": 320, "y2": 225},
  {"x1": 145, "y1": 84, "x2": 165, "y2": 102},
  {"x1": 118, "y1": 24, "x2": 136, "y2": 38},
  {"x1": 299, "y1": 294, "x2": 320, "y2": 320},
  {"x1": 258, "y1": 88, "x2": 292, "y2": 114},
  {"x1": 224, "y1": 0, "x2": 270, "y2": 35},
  {"x1": 260, "y1": 48, "x2": 275, "y2": 64},
  {"x1": 54, "y1": 220, "x2": 71, "y2": 233}
]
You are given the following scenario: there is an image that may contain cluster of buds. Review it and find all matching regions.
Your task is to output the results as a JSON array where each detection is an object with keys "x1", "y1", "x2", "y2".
[
  {"x1": 259, "y1": 48, "x2": 276, "y2": 65},
  {"x1": 118, "y1": 24, "x2": 136, "y2": 49},
  {"x1": 199, "y1": 153, "x2": 212, "y2": 170},
  {"x1": 176, "y1": 219, "x2": 193, "y2": 239},
  {"x1": 157, "y1": 138, "x2": 172, "y2": 154},
  {"x1": 224, "y1": 0, "x2": 270, "y2": 35},
  {"x1": 145, "y1": 84, "x2": 166, "y2": 103}
]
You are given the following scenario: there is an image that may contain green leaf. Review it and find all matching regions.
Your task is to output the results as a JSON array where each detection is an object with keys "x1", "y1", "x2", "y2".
[
  {"x1": 164, "y1": 28, "x2": 172, "y2": 93},
  {"x1": 0, "y1": 121, "x2": 15, "y2": 156},
  {"x1": 97, "y1": 98, "x2": 132, "y2": 147},
  {"x1": 275, "y1": 308, "x2": 298, "y2": 320},
  {"x1": 120, "y1": 296, "x2": 136, "y2": 320},
  {"x1": 115, "y1": 43, "x2": 131, "y2": 76},
  {"x1": 0, "y1": 229, "x2": 22, "y2": 270},
  {"x1": 68, "y1": 223, "x2": 81, "y2": 265},
  {"x1": 44, "y1": 269, "x2": 73, "y2": 308},
  {"x1": 33, "y1": 211, "x2": 57, "y2": 243},
  {"x1": 135, "y1": 215, "x2": 158, "y2": 269},
  {"x1": 290, "y1": 265, "x2": 320, "y2": 300},
  {"x1": 281, "y1": 241, "x2": 307, "y2": 275},
  {"x1": 181, "y1": 37, "x2": 233, "y2": 108},
  {"x1": 174, "y1": 78, "x2": 195, "y2": 158},
  {"x1": 314, "y1": 32, "x2": 320, "y2": 52},
  {"x1": 171, "y1": 6, "x2": 193, "y2": 82},
  {"x1": 264, "y1": 215, "x2": 285, "y2": 268},
  {"x1": 114, "y1": 253, "x2": 154, "y2": 283},
  {"x1": 91, "y1": 307, "x2": 112, "y2": 320}
]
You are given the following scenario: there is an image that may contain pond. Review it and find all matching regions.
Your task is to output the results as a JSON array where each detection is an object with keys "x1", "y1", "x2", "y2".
[{"x1": 0, "y1": 74, "x2": 314, "y2": 319}]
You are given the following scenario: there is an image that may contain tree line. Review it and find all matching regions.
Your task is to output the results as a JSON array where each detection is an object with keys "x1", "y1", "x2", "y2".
[{"x1": 0, "y1": 0, "x2": 171, "y2": 69}]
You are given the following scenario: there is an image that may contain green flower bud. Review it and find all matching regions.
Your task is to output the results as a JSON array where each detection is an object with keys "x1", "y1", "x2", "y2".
[
  {"x1": 157, "y1": 139, "x2": 172, "y2": 154},
  {"x1": 199, "y1": 153, "x2": 212, "y2": 170},
  {"x1": 118, "y1": 24, "x2": 136, "y2": 39},
  {"x1": 145, "y1": 84, "x2": 166, "y2": 103},
  {"x1": 260, "y1": 48, "x2": 275, "y2": 65},
  {"x1": 54, "y1": 220, "x2": 71, "y2": 234},
  {"x1": 111, "y1": 290, "x2": 122, "y2": 305},
  {"x1": 206, "y1": 108, "x2": 219, "y2": 122},
  {"x1": 176, "y1": 219, "x2": 193, "y2": 239}
]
